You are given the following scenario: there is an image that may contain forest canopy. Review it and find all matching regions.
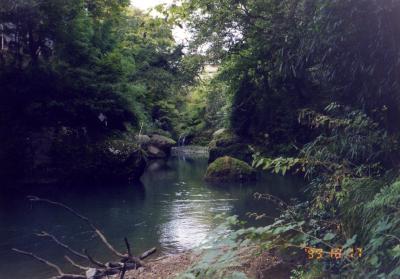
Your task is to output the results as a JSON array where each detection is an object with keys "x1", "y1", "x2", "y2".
[
  {"x1": 0, "y1": 0, "x2": 202, "y2": 180},
  {"x1": 168, "y1": 0, "x2": 400, "y2": 143}
]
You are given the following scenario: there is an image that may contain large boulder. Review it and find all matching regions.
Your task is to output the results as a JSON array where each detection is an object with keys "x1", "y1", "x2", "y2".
[
  {"x1": 147, "y1": 145, "x2": 166, "y2": 159},
  {"x1": 91, "y1": 139, "x2": 147, "y2": 182},
  {"x1": 146, "y1": 134, "x2": 176, "y2": 158},
  {"x1": 149, "y1": 134, "x2": 176, "y2": 149},
  {"x1": 52, "y1": 136, "x2": 147, "y2": 183},
  {"x1": 135, "y1": 135, "x2": 151, "y2": 145},
  {"x1": 209, "y1": 143, "x2": 253, "y2": 164},
  {"x1": 135, "y1": 134, "x2": 176, "y2": 160},
  {"x1": 204, "y1": 156, "x2": 257, "y2": 182},
  {"x1": 2, "y1": 126, "x2": 148, "y2": 185}
]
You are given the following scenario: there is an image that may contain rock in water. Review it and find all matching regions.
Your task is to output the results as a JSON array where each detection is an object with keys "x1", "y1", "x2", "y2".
[
  {"x1": 208, "y1": 129, "x2": 253, "y2": 164},
  {"x1": 150, "y1": 134, "x2": 176, "y2": 149},
  {"x1": 147, "y1": 134, "x2": 177, "y2": 157},
  {"x1": 135, "y1": 135, "x2": 151, "y2": 145},
  {"x1": 147, "y1": 145, "x2": 167, "y2": 159},
  {"x1": 204, "y1": 156, "x2": 257, "y2": 182}
]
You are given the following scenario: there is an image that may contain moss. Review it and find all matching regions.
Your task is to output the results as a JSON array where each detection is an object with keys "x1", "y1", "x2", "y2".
[
  {"x1": 150, "y1": 134, "x2": 176, "y2": 147},
  {"x1": 204, "y1": 156, "x2": 257, "y2": 182},
  {"x1": 208, "y1": 129, "x2": 253, "y2": 163},
  {"x1": 52, "y1": 136, "x2": 147, "y2": 183},
  {"x1": 209, "y1": 143, "x2": 253, "y2": 164},
  {"x1": 209, "y1": 129, "x2": 239, "y2": 149}
]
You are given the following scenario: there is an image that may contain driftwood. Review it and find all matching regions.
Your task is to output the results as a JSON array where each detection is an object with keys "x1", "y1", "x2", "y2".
[
  {"x1": 140, "y1": 247, "x2": 156, "y2": 260},
  {"x1": 12, "y1": 249, "x2": 86, "y2": 279},
  {"x1": 12, "y1": 196, "x2": 157, "y2": 279}
]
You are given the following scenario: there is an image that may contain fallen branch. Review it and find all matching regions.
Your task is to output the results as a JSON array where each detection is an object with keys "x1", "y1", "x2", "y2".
[
  {"x1": 12, "y1": 248, "x2": 63, "y2": 275},
  {"x1": 15, "y1": 196, "x2": 157, "y2": 279},
  {"x1": 28, "y1": 196, "x2": 125, "y2": 258},
  {"x1": 83, "y1": 249, "x2": 107, "y2": 268},
  {"x1": 37, "y1": 231, "x2": 87, "y2": 260},
  {"x1": 12, "y1": 248, "x2": 86, "y2": 279},
  {"x1": 119, "y1": 263, "x2": 127, "y2": 279},
  {"x1": 65, "y1": 256, "x2": 90, "y2": 271},
  {"x1": 37, "y1": 231, "x2": 108, "y2": 269},
  {"x1": 140, "y1": 247, "x2": 156, "y2": 260},
  {"x1": 124, "y1": 237, "x2": 132, "y2": 257}
]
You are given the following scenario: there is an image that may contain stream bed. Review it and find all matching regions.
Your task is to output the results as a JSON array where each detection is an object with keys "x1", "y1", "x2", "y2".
[{"x1": 0, "y1": 156, "x2": 303, "y2": 279}]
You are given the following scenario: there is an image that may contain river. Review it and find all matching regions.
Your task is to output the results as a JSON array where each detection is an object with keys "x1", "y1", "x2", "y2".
[{"x1": 0, "y1": 156, "x2": 303, "y2": 279}]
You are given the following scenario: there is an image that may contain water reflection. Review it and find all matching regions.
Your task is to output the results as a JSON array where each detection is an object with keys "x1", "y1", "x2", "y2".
[{"x1": 0, "y1": 157, "x2": 304, "y2": 279}]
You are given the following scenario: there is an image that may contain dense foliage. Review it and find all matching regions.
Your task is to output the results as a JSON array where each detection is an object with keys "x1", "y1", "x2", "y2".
[
  {"x1": 178, "y1": 71, "x2": 231, "y2": 144},
  {"x1": 169, "y1": 0, "x2": 400, "y2": 146},
  {"x1": 168, "y1": 0, "x2": 400, "y2": 277},
  {"x1": 0, "y1": 0, "x2": 198, "y2": 181}
]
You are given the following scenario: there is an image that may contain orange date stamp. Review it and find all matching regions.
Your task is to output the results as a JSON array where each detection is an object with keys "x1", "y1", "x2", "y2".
[{"x1": 304, "y1": 247, "x2": 363, "y2": 260}]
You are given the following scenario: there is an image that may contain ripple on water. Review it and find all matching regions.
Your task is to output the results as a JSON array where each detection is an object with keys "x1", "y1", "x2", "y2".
[{"x1": 0, "y1": 157, "x2": 304, "y2": 278}]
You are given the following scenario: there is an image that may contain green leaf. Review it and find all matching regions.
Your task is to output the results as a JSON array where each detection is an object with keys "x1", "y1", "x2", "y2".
[
  {"x1": 376, "y1": 219, "x2": 392, "y2": 233},
  {"x1": 369, "y1": 255, "x2": 380, "y2": 267},
  {"x1": 390, "y1": 245, "x2": 400, "y2": 259},
  {"x1": 323, "y1": 232, "x2": 336, "y2": 241},
  {"x1": 255, "y1": 158, "x2": 264, "y2": 168},
  {"x1": 343, "y1": 235, "x2": 357, "y2": 249}
]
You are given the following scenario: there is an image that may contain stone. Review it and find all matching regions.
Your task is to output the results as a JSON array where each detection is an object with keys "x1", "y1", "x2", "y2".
[
  {"x1": 208, "y1": 129, "x2": 253, "y2": 164},
  {"x1": 135, "y1": 135, "x2": 151, "y2": 145},
  {"x1": 208, "y1": 143, "x2": 253, "y2": 164},
  {"x1": 145, "y1": 134, "x2": 177, "y2": 158},
  {"x1": 204, "y1": 156, "x2": 257, "y2": 182},
  {"x1": 150, "y1": 134, "x2": 176, "y2": 148},
  {"x1": 147, "y1": 145, "x2": 167, "y2": 159},
  {"x1": 212, "y1": 128, "x2": 227, "y2": 138}
]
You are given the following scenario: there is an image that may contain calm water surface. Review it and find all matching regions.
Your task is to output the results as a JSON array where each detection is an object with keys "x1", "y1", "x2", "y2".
[{"x1": 0, "y1": 157, "x2": 303, "y2": 279}]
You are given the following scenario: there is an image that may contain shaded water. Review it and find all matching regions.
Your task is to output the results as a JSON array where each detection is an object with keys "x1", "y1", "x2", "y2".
[{"x1": 0, "y1": 157, "x2": 303, "y2": 279}]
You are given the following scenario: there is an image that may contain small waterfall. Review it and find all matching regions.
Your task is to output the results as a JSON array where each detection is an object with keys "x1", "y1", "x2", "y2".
[
  {"x1": 178, "y1": 134, "x2": 183, "y2": 147},
  {"x1": 178, "y1": 134, "x2": 187, "y2": 147}
]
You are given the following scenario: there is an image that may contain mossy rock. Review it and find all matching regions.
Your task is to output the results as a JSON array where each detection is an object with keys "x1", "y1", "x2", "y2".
[
  {"x1": 53, "y1": 137, "x2": 147, "y2": 183},
  {"x1": 149, "y1": 134, "x2": 176, "y2": 148},
  {"x1": 209, "y1": 129, "x2": 240, "y2": 149},
  {"x1": 204, "y1": 156, "x2": 257, "y2": 182},
  {"x1": 94, "y1": 139, "x2": 147, "y2": 182},
  {"x1": 208, "y1": 130, "x2": 253, "y2": 164},
  {"x1": 209, "y1": 143, "x2": 253, "y2": 164},
  {"x1": 147, "y1": 145, "x2": 167, "y2": 159},
  {"x1": 136, "y1": 134, "x2": 176, "y2": 159}
]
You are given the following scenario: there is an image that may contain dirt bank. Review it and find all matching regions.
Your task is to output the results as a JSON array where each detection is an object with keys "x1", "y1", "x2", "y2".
[{"x1": 115, "y1": 245, "x2": 292, "y2": 279}]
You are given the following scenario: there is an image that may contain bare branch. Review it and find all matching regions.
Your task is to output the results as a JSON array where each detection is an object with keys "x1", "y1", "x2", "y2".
[
  {"x1": 121, "y1": 255, "x2": 144, "y2": 267},
  {"x1": 83, "y1": 249, "x2": 107, "y2": 268},
  {"x1": 12, "y1": 248, "x2": 64, "y2": 275},
  {"x1": 64, "y1": 256, "x2": 89, "y2": 271},
  {"x1": 36, "y1": 231, "x2": 86, "y2": 260},
  {"x1": 124, "y1": 237, "x2": 132, "y2": 257},
  {"x1": 120, "y1": 263, "x2": 127, "y2": 279},
  {"x1": 140, "y1": 247, "x2": 156, "y2": 260},
  {"x1": 28, "y1": 196, "x2": 125, "y2": 258}
]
